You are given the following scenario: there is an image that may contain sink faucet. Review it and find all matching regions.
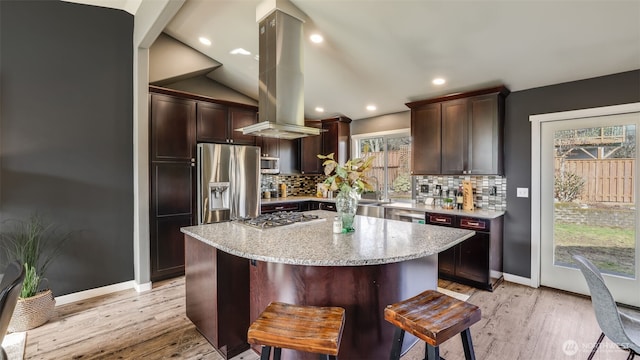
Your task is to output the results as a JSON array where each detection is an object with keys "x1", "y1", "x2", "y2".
[{"x1": 370, "y1": 176, "x2": 381, "y2": 201}]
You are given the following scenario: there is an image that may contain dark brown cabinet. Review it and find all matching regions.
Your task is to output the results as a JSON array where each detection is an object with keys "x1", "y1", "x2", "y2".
[
  {"x1": 407, "y1": 86, "x2": 508, "y2": 175},
  {"x1": 428, "y1": 212, "x2": 503, "y2": 291},
  {"x1": 149, "y1": 93, "x2": 196, "y2": 281},
  {"x1": 196, "y1": 102, "x2": 257, "y2": 145},
  {"x1": 322, "y1": 116, "x2": 351, "y2": 165},
  {"x1": 300, "y1": 120, "x2": 323, "y2": 174},
  {"x1": 299, "y1": 116, "x2": 351, "y2": 174},
  {"x1": 256, "y1": 137, "x2": 299, "y2": 174},
  {"x1": 149, "y1": 86, "x2": 258, "y2": 281},
  {"x1": 410, "y1": 103, "x2": 442, "y2": 175},
  {"x1": 185, "y1": 235, "x2": 250, "y2": 359}
]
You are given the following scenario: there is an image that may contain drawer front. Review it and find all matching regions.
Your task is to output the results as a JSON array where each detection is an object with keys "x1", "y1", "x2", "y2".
[
  {"x1": 319, "y1": 202, "x2": 337, "y2": 212},
  {"x1": 261, "y1": 203, "x2": 300, "y2": 213},
  {"x1": 426, "y1": 213, "x2": 455, "y2": 227},
  {"x1": 458, "y1": 217, "x2": 489, "y2": 232}
]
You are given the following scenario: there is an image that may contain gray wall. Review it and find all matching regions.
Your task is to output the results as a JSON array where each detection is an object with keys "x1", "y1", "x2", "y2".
[
  {"x1": 351, "y1": 111, "x2": 410, "y2": 135},
  {"x1": 504, "y1": 69, "x2": 640, "y2": 277},
  {"x1": 0, "y1": 1, "x2": 134, "y2": 295}
]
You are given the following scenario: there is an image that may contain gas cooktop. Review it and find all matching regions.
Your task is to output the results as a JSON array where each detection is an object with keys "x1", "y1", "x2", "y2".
[{"x1": 239, "y1": 211, "x2": 323, "y2": 230}]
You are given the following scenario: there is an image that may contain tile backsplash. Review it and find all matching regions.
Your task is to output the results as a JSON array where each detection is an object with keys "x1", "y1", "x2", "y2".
[
  {"x1": 262, "y1": 173, "x2": 507, "y2": 211},
  {"x1": 262, "y1": 174, "x2": 325, "y2": 197},
  {"x1": 414, "y1": 175, "x2": 507, "y2": 211}
]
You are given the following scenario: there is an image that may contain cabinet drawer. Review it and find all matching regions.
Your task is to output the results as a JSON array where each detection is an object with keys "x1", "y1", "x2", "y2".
[
  {"x1": 458, "y1": 217, "x2": 489, "y2": 232},
  {"x1": 319, "y1": 202, "x2": 337, "y2": 212},
  {"x1": 426, "y1": 213, "x2": 455, "y2": 227},
  {"x1": 261, "y1": 203, "x2": 300, "y2": 213}
]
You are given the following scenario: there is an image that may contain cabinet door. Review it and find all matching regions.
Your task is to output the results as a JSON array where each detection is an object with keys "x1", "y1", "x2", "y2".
[
  {"x1": 278, "y1": 139, "x2": 299, "y2": 174},
  {"x1": 150, "y1": 162, "x2": 194, "y2": 280},
  {"x1": 151, "y1": 94, "x2": 196, "y2": 161},
  {"x1": 322, "y1": 118, "x2": 351, "y2": 165},
  {"x1": 438, "y1": 247, "x2": 456, "y2": 277},
  {"x1": 229, "y1": 107, "x2": 257, "y2": 145},
  {"x1": 257, "y1": 137, "x2": 279, "y2": 157},
  {"x1": 468, "y1": 93, "x2": 501, "y2": 174},
  {"x1": 196, "y1": 102, "x2": 228, "y2": 143},
  {"x1": 301, "y1": 121, "x2": 323, "y2": 174},
  {"x1": 455, "y1": 233, "x2": 490, "y2": 284},
  {"x1": 441, "y1": 98, "x2": 468, "y2": 174},
  {"x1": 411, "y1": 103, "x2": 441, "y2": 175}
]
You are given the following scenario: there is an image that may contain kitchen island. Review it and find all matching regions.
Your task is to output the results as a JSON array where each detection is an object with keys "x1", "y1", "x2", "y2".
[{"x1": 181, "y1": 210, "x2": 474, "y2": 360}]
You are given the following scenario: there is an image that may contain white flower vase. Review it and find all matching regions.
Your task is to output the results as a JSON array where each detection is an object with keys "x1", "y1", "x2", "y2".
[{"x1": 335, "y1": 187, "x2": 358, "y2": 232}]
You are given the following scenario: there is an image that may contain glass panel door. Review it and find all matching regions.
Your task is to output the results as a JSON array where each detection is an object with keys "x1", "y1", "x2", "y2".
[{"x1": 540, "y1": 112, "x2": 639, "y2": 306}]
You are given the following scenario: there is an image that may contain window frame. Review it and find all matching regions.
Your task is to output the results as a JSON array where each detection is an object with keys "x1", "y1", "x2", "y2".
[{"x1": 351, "y1": 128, "x2": 412, "y2": 201}]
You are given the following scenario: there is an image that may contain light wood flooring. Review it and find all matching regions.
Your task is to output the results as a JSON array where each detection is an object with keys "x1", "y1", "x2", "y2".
[{"x1": 22, "y1": 277, "x2": 634, "y2": 360}]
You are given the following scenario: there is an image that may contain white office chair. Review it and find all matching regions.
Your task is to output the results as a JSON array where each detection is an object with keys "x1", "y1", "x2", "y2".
[{"x1": 573, "y1": 254, "x2": 640, "y2": 360}]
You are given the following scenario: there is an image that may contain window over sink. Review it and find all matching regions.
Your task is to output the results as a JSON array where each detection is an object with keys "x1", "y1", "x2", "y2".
[{"x1": 352, "y1": 130, "x2": 412, "y2": 202}]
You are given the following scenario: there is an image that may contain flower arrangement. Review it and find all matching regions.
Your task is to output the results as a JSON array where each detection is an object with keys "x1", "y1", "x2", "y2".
[{"x1": 317, "y1": 152, "x2": 376, "y2": 194}]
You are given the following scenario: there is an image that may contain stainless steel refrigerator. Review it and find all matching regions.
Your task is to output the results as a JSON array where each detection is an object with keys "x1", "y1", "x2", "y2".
[{"x1": 197, "y1": 143, "x2": 260, "y2": 224}]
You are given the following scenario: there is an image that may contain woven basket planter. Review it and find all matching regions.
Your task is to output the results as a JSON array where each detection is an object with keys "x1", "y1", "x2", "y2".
[{"x1": 8, "y1": 289, "x2": 56, "y2": 332}]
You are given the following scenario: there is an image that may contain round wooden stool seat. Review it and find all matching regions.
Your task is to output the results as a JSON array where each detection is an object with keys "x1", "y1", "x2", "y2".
[
  {"x1": 384, "y1": 289, "x2": 481, "y2": 360},
  {"x1": 248, "y1": 302, "x2": 346, "y2": 360}
]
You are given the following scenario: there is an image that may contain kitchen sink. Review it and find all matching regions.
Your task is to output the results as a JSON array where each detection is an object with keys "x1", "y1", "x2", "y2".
[{"x1": 356, "y1": 203, "x2": 386, "y2": 218}]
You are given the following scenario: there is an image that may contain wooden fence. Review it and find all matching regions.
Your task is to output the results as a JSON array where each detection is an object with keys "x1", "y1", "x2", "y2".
[
  {"x1": 365, "y1": 150, "x2": 410, "y2": 191},
  {"x1": 556, "y1": 158, "x2": 635, "y2": 203}
]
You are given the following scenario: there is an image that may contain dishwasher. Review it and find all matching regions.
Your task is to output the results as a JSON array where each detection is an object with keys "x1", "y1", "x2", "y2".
[{"x1": 385, "y1": 207, "x2": 425, "y2": 224}]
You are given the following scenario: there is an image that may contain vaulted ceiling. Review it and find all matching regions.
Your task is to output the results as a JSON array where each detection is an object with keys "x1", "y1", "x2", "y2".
[{"x1": 78, "y1": 0, "x2": 640, "y2": 120}]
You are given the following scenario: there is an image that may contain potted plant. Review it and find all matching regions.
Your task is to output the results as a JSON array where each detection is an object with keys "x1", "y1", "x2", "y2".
[
  {"x1": 0, "y1": 213, "x2": 70, "y2": 331},
  {"x1": 317, "y1": 152, "x2": 376, "y2": 232}
]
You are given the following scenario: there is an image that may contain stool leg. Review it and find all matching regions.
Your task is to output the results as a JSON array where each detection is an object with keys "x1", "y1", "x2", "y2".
[
  {"x1": 273, "y1": 347, "x2": 282, "y2": 360},
  {"x1": 425, "y1": 344, "x2": 439, "y2": 360},
  {"x1": 389, "y1": 328, "x2": 405, "y2": 360},
  {"x1": 460, "y1": 328, "x2": 476, "y2": 360},
  {"x1": 260, "y1": 346, "x2": 272, "y2": 360}
]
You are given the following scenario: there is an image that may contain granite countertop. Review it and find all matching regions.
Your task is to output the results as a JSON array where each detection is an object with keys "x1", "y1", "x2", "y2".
[
  {"x1": 261, "y1": 196, "x2": 505, "y2": 219},
  {"x1": 181, "y1": 210, "x2": 474, "y2": 266}
]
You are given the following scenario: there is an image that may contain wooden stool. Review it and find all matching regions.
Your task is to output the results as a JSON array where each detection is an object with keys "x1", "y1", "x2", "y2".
[
  {"x1": 247, "y1": 302, "x2": 346, "y2": 360},
  {"x1": 384, "y1": 290, "x2": 481, "y2": 360}
]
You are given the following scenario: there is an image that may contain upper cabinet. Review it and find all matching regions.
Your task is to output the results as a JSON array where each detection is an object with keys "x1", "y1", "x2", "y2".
[
  {"x1": 300, "y1": 120, "x2": 323, "y2": 174},
  {"x1": 300, "y1": 116, "x2": 351, "y2": 174},
  {"x1": 196, "y1": 102, "x2": 257, "y2": 145},
  {"x1": 407, "y1": 86, "x2": 509, "y2": 175},
  {"x1": 149, "y1": 85, "x2": 258, "y2": 146}
]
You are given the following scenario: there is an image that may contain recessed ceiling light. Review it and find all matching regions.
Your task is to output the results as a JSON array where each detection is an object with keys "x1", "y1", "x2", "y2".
[
  {"x1": 310, "y1": 34, "x2": 324, "y2": 43},
  {"x1": 432, "y1": 78, "x2": 446, "y2": 85},
  {"x1": 366, "y1": 105, "x2": 377, "y2": 111},
  {"x1": 315, "y1": 107, "x2": 324, "y2": 113},
  {"x1": 230, "y1": 48, "x2": 251, "y2": 55},
  {"x1": 199, "y1": 37, "x2": 211, "y2": 46}
]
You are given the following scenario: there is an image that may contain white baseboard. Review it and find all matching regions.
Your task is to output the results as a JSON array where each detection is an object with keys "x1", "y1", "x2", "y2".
[
  {"x1": 55, "y1": 280, "x2": 152, "y2": 306},
  {"x1": 503, "y1": 273, "x2": 537, "y2": 288}
]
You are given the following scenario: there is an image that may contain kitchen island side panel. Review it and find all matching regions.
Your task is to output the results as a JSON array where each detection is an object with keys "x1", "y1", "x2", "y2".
[
  {"x1": 249, "y1": 256, "x2": 437, "y2": 360},
  {"x1": 185, "y1": 235, "x2": 250, "y2": 359}
]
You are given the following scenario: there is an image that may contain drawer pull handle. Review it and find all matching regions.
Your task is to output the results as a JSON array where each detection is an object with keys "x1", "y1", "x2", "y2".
[
  {"x1": 434, "y1": 218, "x2": 448, "y2": 222},
  {"x1": 467, "y1": 222, "x2": 480, "y2": 226},
  {"x1": 275, "y1": 206, "x2": 284, "y2": 210}
]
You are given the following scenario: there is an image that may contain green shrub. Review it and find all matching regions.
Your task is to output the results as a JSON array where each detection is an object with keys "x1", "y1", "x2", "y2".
[{"x1": 554, "y1": 171, "x2": 585, "y2": 202}]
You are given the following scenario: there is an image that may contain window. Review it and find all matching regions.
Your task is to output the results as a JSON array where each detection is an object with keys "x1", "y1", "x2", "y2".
[{"x1": 352, "y1": 130, "x2": 412, "y2": 201}]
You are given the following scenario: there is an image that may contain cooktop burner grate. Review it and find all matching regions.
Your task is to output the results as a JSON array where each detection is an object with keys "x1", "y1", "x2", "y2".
[{"x1": 239, "y1": 211, "x2": 322, "y2": 230}]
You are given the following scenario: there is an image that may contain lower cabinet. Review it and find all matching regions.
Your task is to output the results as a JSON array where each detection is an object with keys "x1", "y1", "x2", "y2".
[
  {"x1": 185, "y1": 235, "x2": 250, "y2": 359},
  {"x1": 261, "y1": 202, "x2": 300, "y2": 213},
  {"x1": 430, "y1": 213, "x2": 503, "y2": 291}
]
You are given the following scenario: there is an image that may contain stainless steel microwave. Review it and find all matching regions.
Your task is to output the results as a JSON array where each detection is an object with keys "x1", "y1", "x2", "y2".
[{"x1": 260, "y1": 156, "x2": 280, "y2": 174}]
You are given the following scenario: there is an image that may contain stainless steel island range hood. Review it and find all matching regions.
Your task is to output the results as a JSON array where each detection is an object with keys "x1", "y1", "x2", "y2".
[{"x1": 236, "y1": 2, "x2": 323, "y2": 140}]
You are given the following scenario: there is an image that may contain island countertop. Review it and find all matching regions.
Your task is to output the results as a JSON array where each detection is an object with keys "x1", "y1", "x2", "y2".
[{"x1": 180, "y1": 210, "x2": 475, "y2": 266}]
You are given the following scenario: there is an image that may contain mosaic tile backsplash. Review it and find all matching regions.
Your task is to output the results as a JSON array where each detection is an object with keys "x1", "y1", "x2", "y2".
[
  {"x1": 262, "y1": 174, "x2": 326, "y2": 197},
  {"x1": 262, "y1": 173, "x2": 507, "y2": 211},
  {"x1": 414, "y1": 175, "x2": 507, "y2": 211}
]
